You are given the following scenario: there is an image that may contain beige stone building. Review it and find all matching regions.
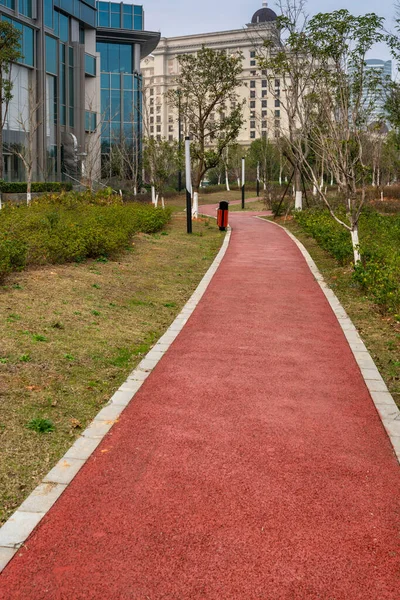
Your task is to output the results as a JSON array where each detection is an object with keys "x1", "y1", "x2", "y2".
[{"x1": 140, "y1": 2, "x2": 283, "y2": 147}]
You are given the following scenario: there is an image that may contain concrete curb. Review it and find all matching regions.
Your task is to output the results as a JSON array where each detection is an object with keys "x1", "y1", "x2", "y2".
[
  {"x1": 0, "y1": 226, "x2": 232, "y2": 573},
  {"x1": 259, "y1": 216, "x2": 400, "y2": 465}
]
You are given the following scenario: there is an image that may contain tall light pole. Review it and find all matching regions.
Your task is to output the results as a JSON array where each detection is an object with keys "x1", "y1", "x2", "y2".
[
  {"x1": 185, "y1": 136, "x2": 192, "y2": 234},
  {"x1": 241, "y1": 156, "x2": 245, "y2": 209},
  {"x1": 256, "y1": 161, "x2": 260, "y2": 197},
  {"x1": 177, "y1": 89, "x2": 182, "y2": 192}
]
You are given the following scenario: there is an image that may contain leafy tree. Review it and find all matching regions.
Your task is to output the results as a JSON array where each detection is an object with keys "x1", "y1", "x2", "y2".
[
  {"x1": 263, "y1": 9, "x2": 391, "y2": 263},
  {"x1": 167, "y1": 46, "x2": 244, "y2": 216},
  {"x1": 0, "y1": 21, "x2": 22, "y2": 179}
]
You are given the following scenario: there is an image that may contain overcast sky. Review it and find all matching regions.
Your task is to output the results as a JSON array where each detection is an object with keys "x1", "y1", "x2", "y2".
[{"x1": 143, "y1": 0, "x2": 396, "y2": 65}]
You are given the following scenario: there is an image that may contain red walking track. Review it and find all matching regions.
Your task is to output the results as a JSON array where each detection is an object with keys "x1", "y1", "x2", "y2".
[{"x1": 1, "y1": 209, "x2": 400, "y2": 599}]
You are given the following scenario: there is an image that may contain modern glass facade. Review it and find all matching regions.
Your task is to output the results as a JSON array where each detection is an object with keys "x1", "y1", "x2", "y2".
[{"x1": 0, "y1": 0, "x2": 159, "y2": 182}]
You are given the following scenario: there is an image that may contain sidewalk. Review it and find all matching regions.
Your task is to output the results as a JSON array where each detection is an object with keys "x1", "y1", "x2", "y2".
[{"x1": 1, "y1": 208, "x2": 400, "y2": 599}]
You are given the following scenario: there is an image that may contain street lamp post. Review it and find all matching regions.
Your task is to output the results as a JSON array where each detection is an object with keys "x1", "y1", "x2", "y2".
[
  {"x1": 256, "y1": 161, "x2": 260, "y2": 197},
  {"x1": 241, "y1": 156, "x2": 245, "y2": 209},
  {"x1": 177, "y1": 90, "x2": 182, "y2": 192},
  {"x1": 185, "y1": 136, "x2": 192, "y2": 234}
]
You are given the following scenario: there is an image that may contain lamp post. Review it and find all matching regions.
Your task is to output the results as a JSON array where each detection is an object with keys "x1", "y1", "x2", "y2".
[
  {"x1": 241, "y1": 156, "x2": 245, "y2": 209},
  {"x1": 185, "y1": 136, "x2": 192, "y2": 234},
  {"x1": 256, "y1": 161, "x2": 260, "y2": 197},
  {"x1": 177, "y1": 89, "x2": 182, "y2": 192}
]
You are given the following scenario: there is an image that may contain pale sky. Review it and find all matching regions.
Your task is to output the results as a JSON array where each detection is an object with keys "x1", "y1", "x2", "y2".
[{"x1": 143, "y1": 0, "x2": 396, "y2": 65}]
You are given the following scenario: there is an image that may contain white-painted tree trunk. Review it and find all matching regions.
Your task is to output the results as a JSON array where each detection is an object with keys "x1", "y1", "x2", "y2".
[
  {"x1": 154, "y1": 194, "x2": 159, "y2": 208},
  {"x1": 218, "y1": 174, "x2": 221, "y2": 185},
  {"x1": 351, "y1": 226, "x2": 361, "y2": 264},
  {"x1": 330, "y1": 173, "x2": 334, "y2": 186},
  {"x1": 27, "y1": 191, "x2": 31, "y2": 205},
  {"x1": 225, "y1": 169, "x2": 230, "y2": 192},
  {"x1": 313, "y1": 184, "x2": 317, "y2": 197},
  {"x1": 192, "y1": 191, "x2": 199, "y2": 218},
  {"x1": 0, "y1": 193, "x2": 2, "y2": 210},
  {"x1": 295, "y1": 191, "x2": 303, "y2": 210},
  {"x1": 263, "y1": 181, "x2": 266, "y2": 191},
  {"x1": 237, "y1": 177, "x2": 240, "y2": 188},
  {"x1": 133, "y1": 185, "x2": 137, "y2": 196},
  {"x1": 151, "y1": 185, "x2": 156, "y2": 205},
  {"x1": 161, "y1": 197, "x2": 165, "y2": 209}
]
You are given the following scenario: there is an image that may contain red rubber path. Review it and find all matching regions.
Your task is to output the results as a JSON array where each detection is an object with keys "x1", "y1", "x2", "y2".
[{"x1": 1, "y1": 209, "x2": 400, "y2": 599}]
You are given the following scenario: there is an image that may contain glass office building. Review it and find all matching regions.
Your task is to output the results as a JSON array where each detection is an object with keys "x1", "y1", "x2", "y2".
[{"x1": 0, "y1": 0, "x2": 159, "y2": 181}]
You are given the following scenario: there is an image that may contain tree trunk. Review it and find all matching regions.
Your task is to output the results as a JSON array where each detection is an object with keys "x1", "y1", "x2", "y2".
[
  {"x1": 27, "y1": 170, "x2": 32, "y2": 205},
  {"x1": 351, "y1": 223, "x2": 361, "y2": 264},
  {"x1": 218, "y1": 174, "x2": 221, "y2": 185},
  {"x1": 151, "y1": 185, "x2": 156, "y2": 204},
  {"x1": 154, "y1": 193, "x2": 159, "y2": 208},
  {"x1": 294, "y1": 167, "x2": 302, "y2": 210},
  {"x1": 225, "y1": 168, "x2": 230, "y2": 191},
  {"x1": 237, "y1": 177, "x2": 240, "y2": 188},
  {"x1": 192, "y1": 190, "x2": 199, "y2": 218},
  {"x1": 161, "y1": 196, "x2": 165, "y2": 209}
]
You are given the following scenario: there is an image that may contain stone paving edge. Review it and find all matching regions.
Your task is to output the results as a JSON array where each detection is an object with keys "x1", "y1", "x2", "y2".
[
  {"x1": 259, "y1": 216, "x2": 400, "y2": 466},
  {"x1": 0, "y1": 225, "x2": 232, "y2": 574}
]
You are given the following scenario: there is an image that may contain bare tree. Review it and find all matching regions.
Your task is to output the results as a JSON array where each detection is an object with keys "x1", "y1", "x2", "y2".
[{"x1": 7, "y1": 82, "x2": 42, "y2": 204}]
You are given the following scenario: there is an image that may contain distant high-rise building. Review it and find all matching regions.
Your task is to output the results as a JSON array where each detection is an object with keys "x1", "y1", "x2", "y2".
[{"x1": 364, "y1": 59, "x2": 392, "y2": 122}]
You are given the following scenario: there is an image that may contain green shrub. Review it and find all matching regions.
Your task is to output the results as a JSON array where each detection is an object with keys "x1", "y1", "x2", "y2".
[
  {"x1": 294, "y1": 208, "x2": 400, "y2": 317},
  {"x1": 26, "y1": 418, "x2": 55, "y2": 433},
  {"x1": 0, "y1": 191, "x2": 171, "y2": 281},
  {"x1": 0, "y1": 182, "x2": 72, "y2": 193}
]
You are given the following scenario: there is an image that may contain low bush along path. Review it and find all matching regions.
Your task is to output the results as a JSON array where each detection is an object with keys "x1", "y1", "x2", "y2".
[{"x1": 1, "y1": 209, "x2": 400, "y2": 598}]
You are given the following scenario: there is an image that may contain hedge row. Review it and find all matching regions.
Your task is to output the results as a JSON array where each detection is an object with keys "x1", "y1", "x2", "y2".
[
  {"x1": 294, "y1": 209, "x2": 400, "y2": 318},
  {"x1": 0, "y1": 182, "x2": 73, "y2": 193},
  {"x1": 0, "y1": 189, "x2": 171, "y2": 280}
]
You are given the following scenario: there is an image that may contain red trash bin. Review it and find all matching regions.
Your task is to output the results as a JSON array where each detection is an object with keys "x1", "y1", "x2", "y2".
[{"x1": 217, "y1": 201, "x2": 229, "y2": 231}]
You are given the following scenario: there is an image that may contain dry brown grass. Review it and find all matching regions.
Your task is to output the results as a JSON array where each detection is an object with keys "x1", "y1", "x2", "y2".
[{"x1": 0, "y1": 211, "x2": 223, "y2": 524}]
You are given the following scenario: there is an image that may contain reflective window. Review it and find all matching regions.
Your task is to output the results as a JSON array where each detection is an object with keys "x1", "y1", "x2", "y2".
[
  {"x1": 44, "y1": 0, "x2": 54, "y2": 28},
  {"x1": 123, "y1": 91, "x2": 132, "y2": 120},
  {"x1": 45, "y1": 35, "x2": 58, "y2": 74},
  {"x1": 111, "y1": 11, "x2": 120, "y2": 27},
  {"x1": 124, "y1": 74, "x2": 133, "y2": 90},
  {"x1": 85, "y1": 53, "x2": 96, "y2": 76},
  {"x1": 59, "y1": 13, "x2": 69, "y2": 42},
  {"x1": 0, "y1": 0, "x2": 15, "y2": 9},
  {"x1": 85, "y1": 110, "x2": 97, "y2": 131},
  {"x1": 19, "y1": 0, "x2": 32, "y2": 17},
  {"x1": 22, "y1": 24, "x2": 34, "y2": 66}
]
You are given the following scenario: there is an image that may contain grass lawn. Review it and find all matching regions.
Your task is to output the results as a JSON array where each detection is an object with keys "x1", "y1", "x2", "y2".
[
  {"x1": 270, "y1": 216, "x2": 400, "y2": 409},
  {"x1": 165, "y1": 189, "x2": 258, "y2": 211},
  {"x1": 228, "y1": 199, "x2": 268, "y2": 212},
  {"x1": 0, "y1": 211, "x2": 224, "y2": 525}
]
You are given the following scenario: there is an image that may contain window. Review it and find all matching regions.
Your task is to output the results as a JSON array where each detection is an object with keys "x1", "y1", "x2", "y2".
[
  {"x1": 250, "y1": 80, "x2": 256, "y2": 88},
  {"x1": 262, "y1": 100, "x2": 267, "y2": 108},
  {"x1": 250, "y1": 121, "x2": 255, "y2": 129},
  {"x1": 250, "y1": 101, "x2": 255, "y2": 108},
  {"x1": 275, "y1": 99, "x2": 280, "y2": 107},
  {"x1": 250, "y1": 111, "x2": 255, "y2": 118},
  {"x1": 19, "y1": 0, "x2": 32, "y2": 17},
  {"x1": 44, "y1": 0, "x2": 53, "y2": 28},
  {"x1": 250, "y1": 131, "x2": 255, "y2": 138},
  {"x1": 79, "y1": 26, "x2": 85, "y2": 44},
  {"x1": 156, "y1": 115, "x2": 161, "y2": 123},
  {"x1": 262, "y1": 121, "x2": 267, "y2": 129},
  {"x1": 96, "y1": 42, "x2": 132, "y2": 73},
  {"x1": 262, "y1": 80, "x2": 267, "y2": 87},
  {"x1": 250, "y1": 71, "x2": 256, "y2": 76},
  {"x1": 123, "y1": 3, "x2": 133, "y2": 29},
  {"x1": 0, "y1": 0, "x2": 14, "y2": 9},
  {"x1": 275, "y1": 110, "x2": 280, "y2": 117},
  {"x1": 250, "y1": 60, "x2": 256, "y2": 66},
  {"x1": 85, "y1": 53, "x2": 96, "y2": 76},
  {"x1": 250, "y1": 51, "x2": 255, "y2": 58},
  {"x1": 156, "y1": 125, "x2": 161, "y2": 133},
  {"x1": 250, "y1": 91, "x2": 255, "y2": 98},
  {"x1": 275, "y1": 79, "x2": 280, "y2": 87},
  {"x1": 45, "y1": 35, "x2": 57, "y2": 75},
  {"x1": 59, "y1": 12, "x2": 69, "y2": 42},
  {"x1": 85, "y1": 110, "x2": 97, "y2": 131},
  {"x1": 262, "y1": 110, "x2": 267, "y2": 118},
  {"x1": 262, "y1": 90, "x2": 267, "y2": 98}
]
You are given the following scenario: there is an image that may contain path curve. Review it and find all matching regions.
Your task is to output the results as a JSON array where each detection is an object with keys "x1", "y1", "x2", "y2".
[{"x1": 1, "y1": 208, "x2": 400, "y2": 599}]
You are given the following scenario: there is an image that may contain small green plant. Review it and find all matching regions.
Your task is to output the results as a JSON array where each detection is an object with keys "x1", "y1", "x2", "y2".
[
  {"x1": 64, "y1": 353, "x2": 75, "y2": 361},
  {"x1": 19, "y1": 354, "x2": 31, "y2": 362},
  {"x1": 91, "y1": 310, "x2": 101, "y2": 316},
  {"x1": 6, "y1": 313, "x2": 21, "y2": 322},
  {"x1": 92, "y1": 284, "x2": 101, "y2": 289},
  {"x1": 26, "y1": 418, "x2": 55, "y2": 433},
  {"x1": 163, "y1": 302, "x2": 177, "y2": 308},
  {"x1": 12, "y1": 283, "x2": 23, "y2": 290},
  {"x1": 0, "y1": 357, "x2": 8, "y2": 364},
  {"x1": 32, "y1": 334, "x2": 47, "y2": 342}
]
